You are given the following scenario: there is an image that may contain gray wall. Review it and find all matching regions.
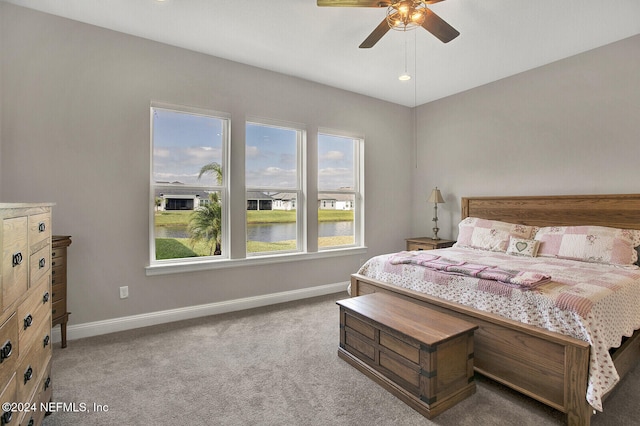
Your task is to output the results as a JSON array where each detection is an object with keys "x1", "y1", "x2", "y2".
[
  {"x1": 0, "y1": 4, "x2": 413, "y2": 325},
  {"x1": 412, "y1": 34, "x2": 640, "y2": 240}
]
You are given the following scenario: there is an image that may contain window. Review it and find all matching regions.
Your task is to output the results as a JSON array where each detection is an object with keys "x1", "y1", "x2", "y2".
[
  {"x1": 148, "y1": 105, "x2": 365, "y2": 275},
  {"x1": 245, "y1": 120, "x2": 305, "y2": 255},
  {"x1": 150, "y1": 104, "x2": 229, "y2": 263},
  {"x1": 318, "y1": 131, "x2": 364, "y2": 249}
]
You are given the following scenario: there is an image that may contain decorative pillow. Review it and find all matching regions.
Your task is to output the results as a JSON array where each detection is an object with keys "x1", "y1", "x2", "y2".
[
  {"x1": 506, "y1": 237, "x2": 540, "y2": 257},
  {"x1": 454, "y1": 217, "x2": 537, "y2": 252},
  {"x1": 534, "y1": 225, "x2": 640, "y2": 266}
]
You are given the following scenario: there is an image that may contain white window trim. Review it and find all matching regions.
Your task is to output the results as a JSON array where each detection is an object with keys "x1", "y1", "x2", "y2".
[
  {"x1": 145, "y1": 246, "x2": 368, "y2": 275},
  {"x1": 317, "y1": 129, "x2": 365, "y2": 250},
  {"x1": 147, "y1": 110, "x2": 367, "y2": 275},
  {"x1": 149, "y1": 102, "x2": 231, "y2": 266},
  {"x1": 245, "y1": 117, "x2": 307, "y2": 256}
]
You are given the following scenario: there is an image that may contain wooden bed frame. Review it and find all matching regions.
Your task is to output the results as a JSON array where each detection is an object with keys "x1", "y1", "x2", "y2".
[{"x1": 351, "y1": 194, "x2": 640, "y2": 426}]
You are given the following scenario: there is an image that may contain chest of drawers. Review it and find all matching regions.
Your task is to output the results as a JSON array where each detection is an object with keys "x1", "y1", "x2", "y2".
[
  {"x1": 0, "y1": 204, "x2": 54, "y2": 426},
  {"x1": 51, "y1": 236, "x2": 71, "y2": 349},
  {"x1": 406, "y1": 237, "x2": 455, "y2": 251}
]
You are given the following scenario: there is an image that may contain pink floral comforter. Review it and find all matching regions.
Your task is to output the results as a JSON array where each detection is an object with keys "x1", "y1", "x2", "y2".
[{"x1": 356, "y1": 246, "x2": 640, "y2": 411}]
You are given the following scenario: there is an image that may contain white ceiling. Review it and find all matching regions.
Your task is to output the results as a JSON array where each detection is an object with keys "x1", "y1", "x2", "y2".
[{"x1": 3, "y1": 0, "x2": 640, "y2": 107}]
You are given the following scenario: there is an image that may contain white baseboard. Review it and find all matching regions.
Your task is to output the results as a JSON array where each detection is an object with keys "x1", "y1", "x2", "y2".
[{"x1": 50, "y1": 281, "x2": 349, "y2": 344}]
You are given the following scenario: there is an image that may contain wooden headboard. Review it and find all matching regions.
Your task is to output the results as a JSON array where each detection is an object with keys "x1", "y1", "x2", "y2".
[{"x1": 461, "y1": 194, "x2": 640, "y2": 230}]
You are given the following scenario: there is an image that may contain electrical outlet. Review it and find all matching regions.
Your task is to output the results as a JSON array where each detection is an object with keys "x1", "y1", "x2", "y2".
[{"x1": 119, "y1": 286, "x2": 129, "y2": 299}]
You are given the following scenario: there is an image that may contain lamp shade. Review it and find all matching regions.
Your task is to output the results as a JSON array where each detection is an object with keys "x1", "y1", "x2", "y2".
[{"x1": 427, "y1": 188, "x2": 445, "y2": 204}]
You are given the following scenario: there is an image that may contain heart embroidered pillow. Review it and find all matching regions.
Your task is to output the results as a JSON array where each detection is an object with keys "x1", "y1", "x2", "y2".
[
  {"x1": 455, "y1": 217, "x2": 537, "y2": 252},
  {"x1": 506, "y1": 237, "x2": 540, "y2": 257}
]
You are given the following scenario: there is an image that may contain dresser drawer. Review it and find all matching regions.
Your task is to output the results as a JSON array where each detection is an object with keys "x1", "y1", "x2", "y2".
[
  {"x1": 2, "y1": 217, "x2": 29, "y2": 312},
  {"x1": 0, "y1": 373, "x2": 17, "y2": 426},
  {"x1": 0, "y1": 314, "x2": 18, "y2": 388},
  {"x1": 51, "y1": 299, "x2": 67, "y2": 322},
  {"x1": 15, "y1": 319, "x2": 50, "y2": 405},
  {"x1": 51, "y1": 264, "x2": 66, "y2": 288},
  {"x1": 27, "y1": 359, "x2": 53, "y2": 426},
  {"x1": 51, "y1": 246, "x2": 66, "y2": 262},
  {"x1": 51, "y1": 282, "x2": 66, "y2": 303},
  {"x1": 28, "y1": 213, "x2": 51, "y2": 248},
  {"x1": 38, "y1": 358, "x2": 53, "y2": 408},
  {"x1": 29, "y1": 245, "x2": 51, "y2": 287},
  {"x1": 16, "y1": 348, "x2": 40, "y2": 403},
  {"x1": 17, "y1": 276, "x2": 51, "y2": 352}
]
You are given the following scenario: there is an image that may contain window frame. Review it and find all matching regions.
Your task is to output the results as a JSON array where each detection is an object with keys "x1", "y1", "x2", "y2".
[
  {"x1": 245, "y1": 117, "x2": 307, "y2": 256},
  {"x1": 317, "y1": 129, "x2": 365, "y2": 251},
  {"x1": 148, "y1": 102, "x2": 231, "y2": 267},
  {"x1": 146, "y1": 108, "x2": 367, "y2": 276}
]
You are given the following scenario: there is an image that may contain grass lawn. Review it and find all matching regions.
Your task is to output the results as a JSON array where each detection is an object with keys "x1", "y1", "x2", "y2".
[
  {"x1": 156, "y1": 235, "x2": 354, "y2": 259},
  {"x1": 154, "y1": 209, "x2": 354, "y2": 259},
  {"x1": 154, "y1": 209, "x2": 353, "y2": 226}
]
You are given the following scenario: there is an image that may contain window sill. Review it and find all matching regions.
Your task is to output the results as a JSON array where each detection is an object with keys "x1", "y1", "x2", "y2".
[{"x1": 145, "y1": 246, "x2": 368, "y2": 276}]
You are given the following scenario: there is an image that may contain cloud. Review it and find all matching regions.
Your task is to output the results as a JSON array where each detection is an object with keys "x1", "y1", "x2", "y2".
[
  {"x1": 322, "y1": 150, "x2": 344, "y2": 161},
  {"x1": 246, "y1": 145, "x2": 260, "y2": 157}
]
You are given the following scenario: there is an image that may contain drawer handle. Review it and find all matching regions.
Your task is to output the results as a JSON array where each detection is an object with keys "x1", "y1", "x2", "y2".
[
  {"x1": 38, "y1": 222, "x2": 46, "y2": 233},
  {"x1": 0, "y1": 340, "x2": 12, "y2": 362},
  {"x1": 1, "y1": 411, "x2": 12, "y2": 425},
  {"x1": 24, "y1": 314, "x2": 33, "y2": 330},
  {"x1": 43, "y1": 291, "x2": 50, "y2": 303},
  {"x1": 44, "y1": 376, "x2": 51, "y2": 390},
  {"x1": 39, "y1": 258, "x2": 46, "y2": 269},
  {"x1": 12, "y1": 252, "x2": 23, "y2": 267},
  {"x1": 43, "y1": 335, "x2": 50, "y2": 347},
  {"x1": 24, "y1": 366, "x2": 33, "y2": 384}
]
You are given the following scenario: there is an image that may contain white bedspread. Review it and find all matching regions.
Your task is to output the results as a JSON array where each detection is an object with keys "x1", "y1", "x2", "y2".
[{"x1": 356, "y1": 246, "x2": 640, "y2": 411}]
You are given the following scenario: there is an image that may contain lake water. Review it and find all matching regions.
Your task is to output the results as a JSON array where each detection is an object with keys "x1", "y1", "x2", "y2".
[{"x1": 155, "y1": 221, "x2": 353, "y2": 242}]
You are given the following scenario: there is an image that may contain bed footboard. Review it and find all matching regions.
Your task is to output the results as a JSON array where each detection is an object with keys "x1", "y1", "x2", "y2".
[{"x1": 351, "y1": 274, "x2": 593, "y2": 425}]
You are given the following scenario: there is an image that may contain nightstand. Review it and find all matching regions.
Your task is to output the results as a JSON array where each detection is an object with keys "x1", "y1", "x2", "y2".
[{"x1": 406, "y1": 237, "x2": 455, "y2": 251}]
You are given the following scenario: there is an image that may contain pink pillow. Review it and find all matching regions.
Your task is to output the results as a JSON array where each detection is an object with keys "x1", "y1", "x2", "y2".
[
  {"x1": 455, "y1": 217, "x2": 537, "y2": 252},
  {"x1": 535, "y1": 226, "x2": 640, "y2": 266}
]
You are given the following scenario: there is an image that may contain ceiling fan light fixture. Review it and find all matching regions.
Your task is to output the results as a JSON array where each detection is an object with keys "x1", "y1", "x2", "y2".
[{"x1": 387, "y1": 1, "x2": 427, "y2": 32}]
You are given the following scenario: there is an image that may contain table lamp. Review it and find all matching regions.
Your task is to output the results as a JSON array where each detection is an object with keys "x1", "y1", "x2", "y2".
[{"x1": 427, "y1": 187, "x2": 445, "y2": 240}]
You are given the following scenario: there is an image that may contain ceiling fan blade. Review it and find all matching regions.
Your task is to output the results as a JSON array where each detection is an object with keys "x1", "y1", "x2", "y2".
[
  {"x1": 317, "y1": 0, "x2": 390, "y2": 7},
  {"x1": 421, "y1": 8, "x2": 460, "y2": 43},
  {"x1": 359, "y1": 18, "x2": 391, "y2": 48}
]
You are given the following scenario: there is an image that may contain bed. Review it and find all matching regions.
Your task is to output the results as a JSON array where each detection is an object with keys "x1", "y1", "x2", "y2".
[{"x1": 350, "y1": 194, "x2": 640, "y2": 426}]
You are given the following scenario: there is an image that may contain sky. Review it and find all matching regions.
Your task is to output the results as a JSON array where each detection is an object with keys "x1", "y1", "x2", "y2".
[{"x1": 153, "y1": 108, "x2": 355, "y2": 190}]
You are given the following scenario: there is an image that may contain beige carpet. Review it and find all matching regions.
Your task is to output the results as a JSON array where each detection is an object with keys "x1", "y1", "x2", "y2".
[{"x1": 43, "y1": 292, "x2": 639, "y2": 425}]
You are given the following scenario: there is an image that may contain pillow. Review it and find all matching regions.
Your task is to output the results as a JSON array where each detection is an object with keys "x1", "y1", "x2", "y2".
[
  {"x1": 506, "y1": 237, "x2": 540, "y2": 257},
  {"x1": 454, "y1": 217, "x2": 537, "y2": 252},
  {"x1": 534, "y1": 225, "x2": 640, "y2": 266}
]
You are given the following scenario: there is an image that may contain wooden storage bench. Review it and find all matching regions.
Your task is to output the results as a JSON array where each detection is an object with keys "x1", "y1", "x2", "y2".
[{"x1": 337, "y1": 293, "x2": 478, "y2": 418}]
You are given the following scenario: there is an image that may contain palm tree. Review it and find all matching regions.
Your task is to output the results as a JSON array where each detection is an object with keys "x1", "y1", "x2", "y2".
[
  {"x1": 188, "y1": 162, "x2": 223, "y2": 255},
  {"x1": 198, "y1": 162, "x2": 223, "y2": 185},
  {"x1": 189, "y1": 192, "x2": 222, "y2": 255}
]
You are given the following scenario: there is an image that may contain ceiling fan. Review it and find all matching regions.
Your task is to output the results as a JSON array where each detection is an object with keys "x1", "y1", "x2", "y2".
[{"x1": 317, "y1": 0, "x2": 460, "y2": 48}]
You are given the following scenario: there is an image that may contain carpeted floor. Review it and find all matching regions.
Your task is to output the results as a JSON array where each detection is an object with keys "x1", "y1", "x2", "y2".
[{"x1": 42, "y1": 292, "x2": 640, "y2": 425}]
